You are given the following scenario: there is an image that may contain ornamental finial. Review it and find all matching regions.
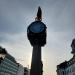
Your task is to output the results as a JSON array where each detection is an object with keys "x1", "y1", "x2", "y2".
[{"x1": 35, "y1": 6, "x2": 42, "y2": 21}]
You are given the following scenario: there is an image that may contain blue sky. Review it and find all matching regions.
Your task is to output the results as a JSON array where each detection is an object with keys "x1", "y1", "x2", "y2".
[{"x1": 0, "y1": 0, "x2": 75, "y2": 75}]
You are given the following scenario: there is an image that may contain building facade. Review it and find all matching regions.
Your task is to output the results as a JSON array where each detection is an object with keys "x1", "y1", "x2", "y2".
[
  {"x1": 57, "y1": 39, "x2": 75, "y2": 75},
  {"x1": 24, "y1": 67, "x2": 30, "y2": 75},
  {"x1": 17, "y1": 63, "x2": 24, "y2": 75},
  {"x1": 0, "y1": 46, "x2": 18, "y2": 75},
  {"x1": 0, "y1": 46, "x2": 26, "y2": 75}
]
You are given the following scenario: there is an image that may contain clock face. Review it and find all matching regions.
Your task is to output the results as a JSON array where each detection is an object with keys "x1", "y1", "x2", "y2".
[{"x1": 29, "y1": 21, "x2": 45, "y2": 33}]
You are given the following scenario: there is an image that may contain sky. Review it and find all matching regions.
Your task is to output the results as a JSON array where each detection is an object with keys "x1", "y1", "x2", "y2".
[{"x1": 0, "y1": 0, "x2": 75, "y2": 75}]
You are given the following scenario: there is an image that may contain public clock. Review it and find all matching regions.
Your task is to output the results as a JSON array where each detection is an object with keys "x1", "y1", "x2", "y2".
[{"x1": 27, "y1": 21, "x2": 47, "y2": 46}]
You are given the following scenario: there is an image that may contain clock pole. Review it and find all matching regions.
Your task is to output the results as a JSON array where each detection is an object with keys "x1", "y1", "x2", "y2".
[
  {"x1": 30, "y1": 45, "x2": 43, "y2": 75},
  {"x1": 27, "y1": 7, "x2": 47, "y2": 75}
]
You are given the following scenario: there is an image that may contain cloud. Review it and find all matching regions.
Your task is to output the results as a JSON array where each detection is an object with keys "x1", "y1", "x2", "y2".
[
  {"x1": 0, "y1": 0, "x2": 75, "y2": 34},
  {"x1": 0, "y1": 0, "x2": 40, "y2": 34},
  {"x1": 41, "y1": 0, "x2": 75, "y2": 32}
]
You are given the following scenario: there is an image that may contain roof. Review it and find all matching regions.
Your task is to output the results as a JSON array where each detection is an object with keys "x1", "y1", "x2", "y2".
[
  {"x1": 0, "y1": 46, "x2": 7, "y2": 54},
  {"x1": 57, "y1": 61, "x2": 68, "y2": 69},
  {"x1": 57, "y1": 56, "x2": 75, "y2": 70}
]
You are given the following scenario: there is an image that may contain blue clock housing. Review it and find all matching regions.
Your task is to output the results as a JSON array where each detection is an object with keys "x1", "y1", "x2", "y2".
[{"x1": 27, "y1": 21, "x2": 47, "y2": 46}]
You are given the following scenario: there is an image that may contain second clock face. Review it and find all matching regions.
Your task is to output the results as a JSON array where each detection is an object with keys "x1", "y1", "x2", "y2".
[{"x1": 29, "y1": 21, "x2": 45, "y2": 33}]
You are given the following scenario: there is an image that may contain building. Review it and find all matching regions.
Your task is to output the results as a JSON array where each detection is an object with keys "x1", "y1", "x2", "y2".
[
  {"x1": 17, "y1": 63, "x2": 24, "y2": 75},
  {"x1": 0, "y1": 46, "x2": 26, "y2": 75},
  {"x1": 57, "y1": 39, "x2": 75, "y2": 75},
  {"x1": 0, "y1": 46, "x2": 18, "y2": 75},
  {"x1": 24, "y1": 67, "x2": 30, "y2": 75}
]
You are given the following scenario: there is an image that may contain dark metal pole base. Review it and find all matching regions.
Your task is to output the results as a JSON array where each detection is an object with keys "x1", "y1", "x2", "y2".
[{"x1": 30, "y1": 45, "x2": 43, "y2": 75}]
